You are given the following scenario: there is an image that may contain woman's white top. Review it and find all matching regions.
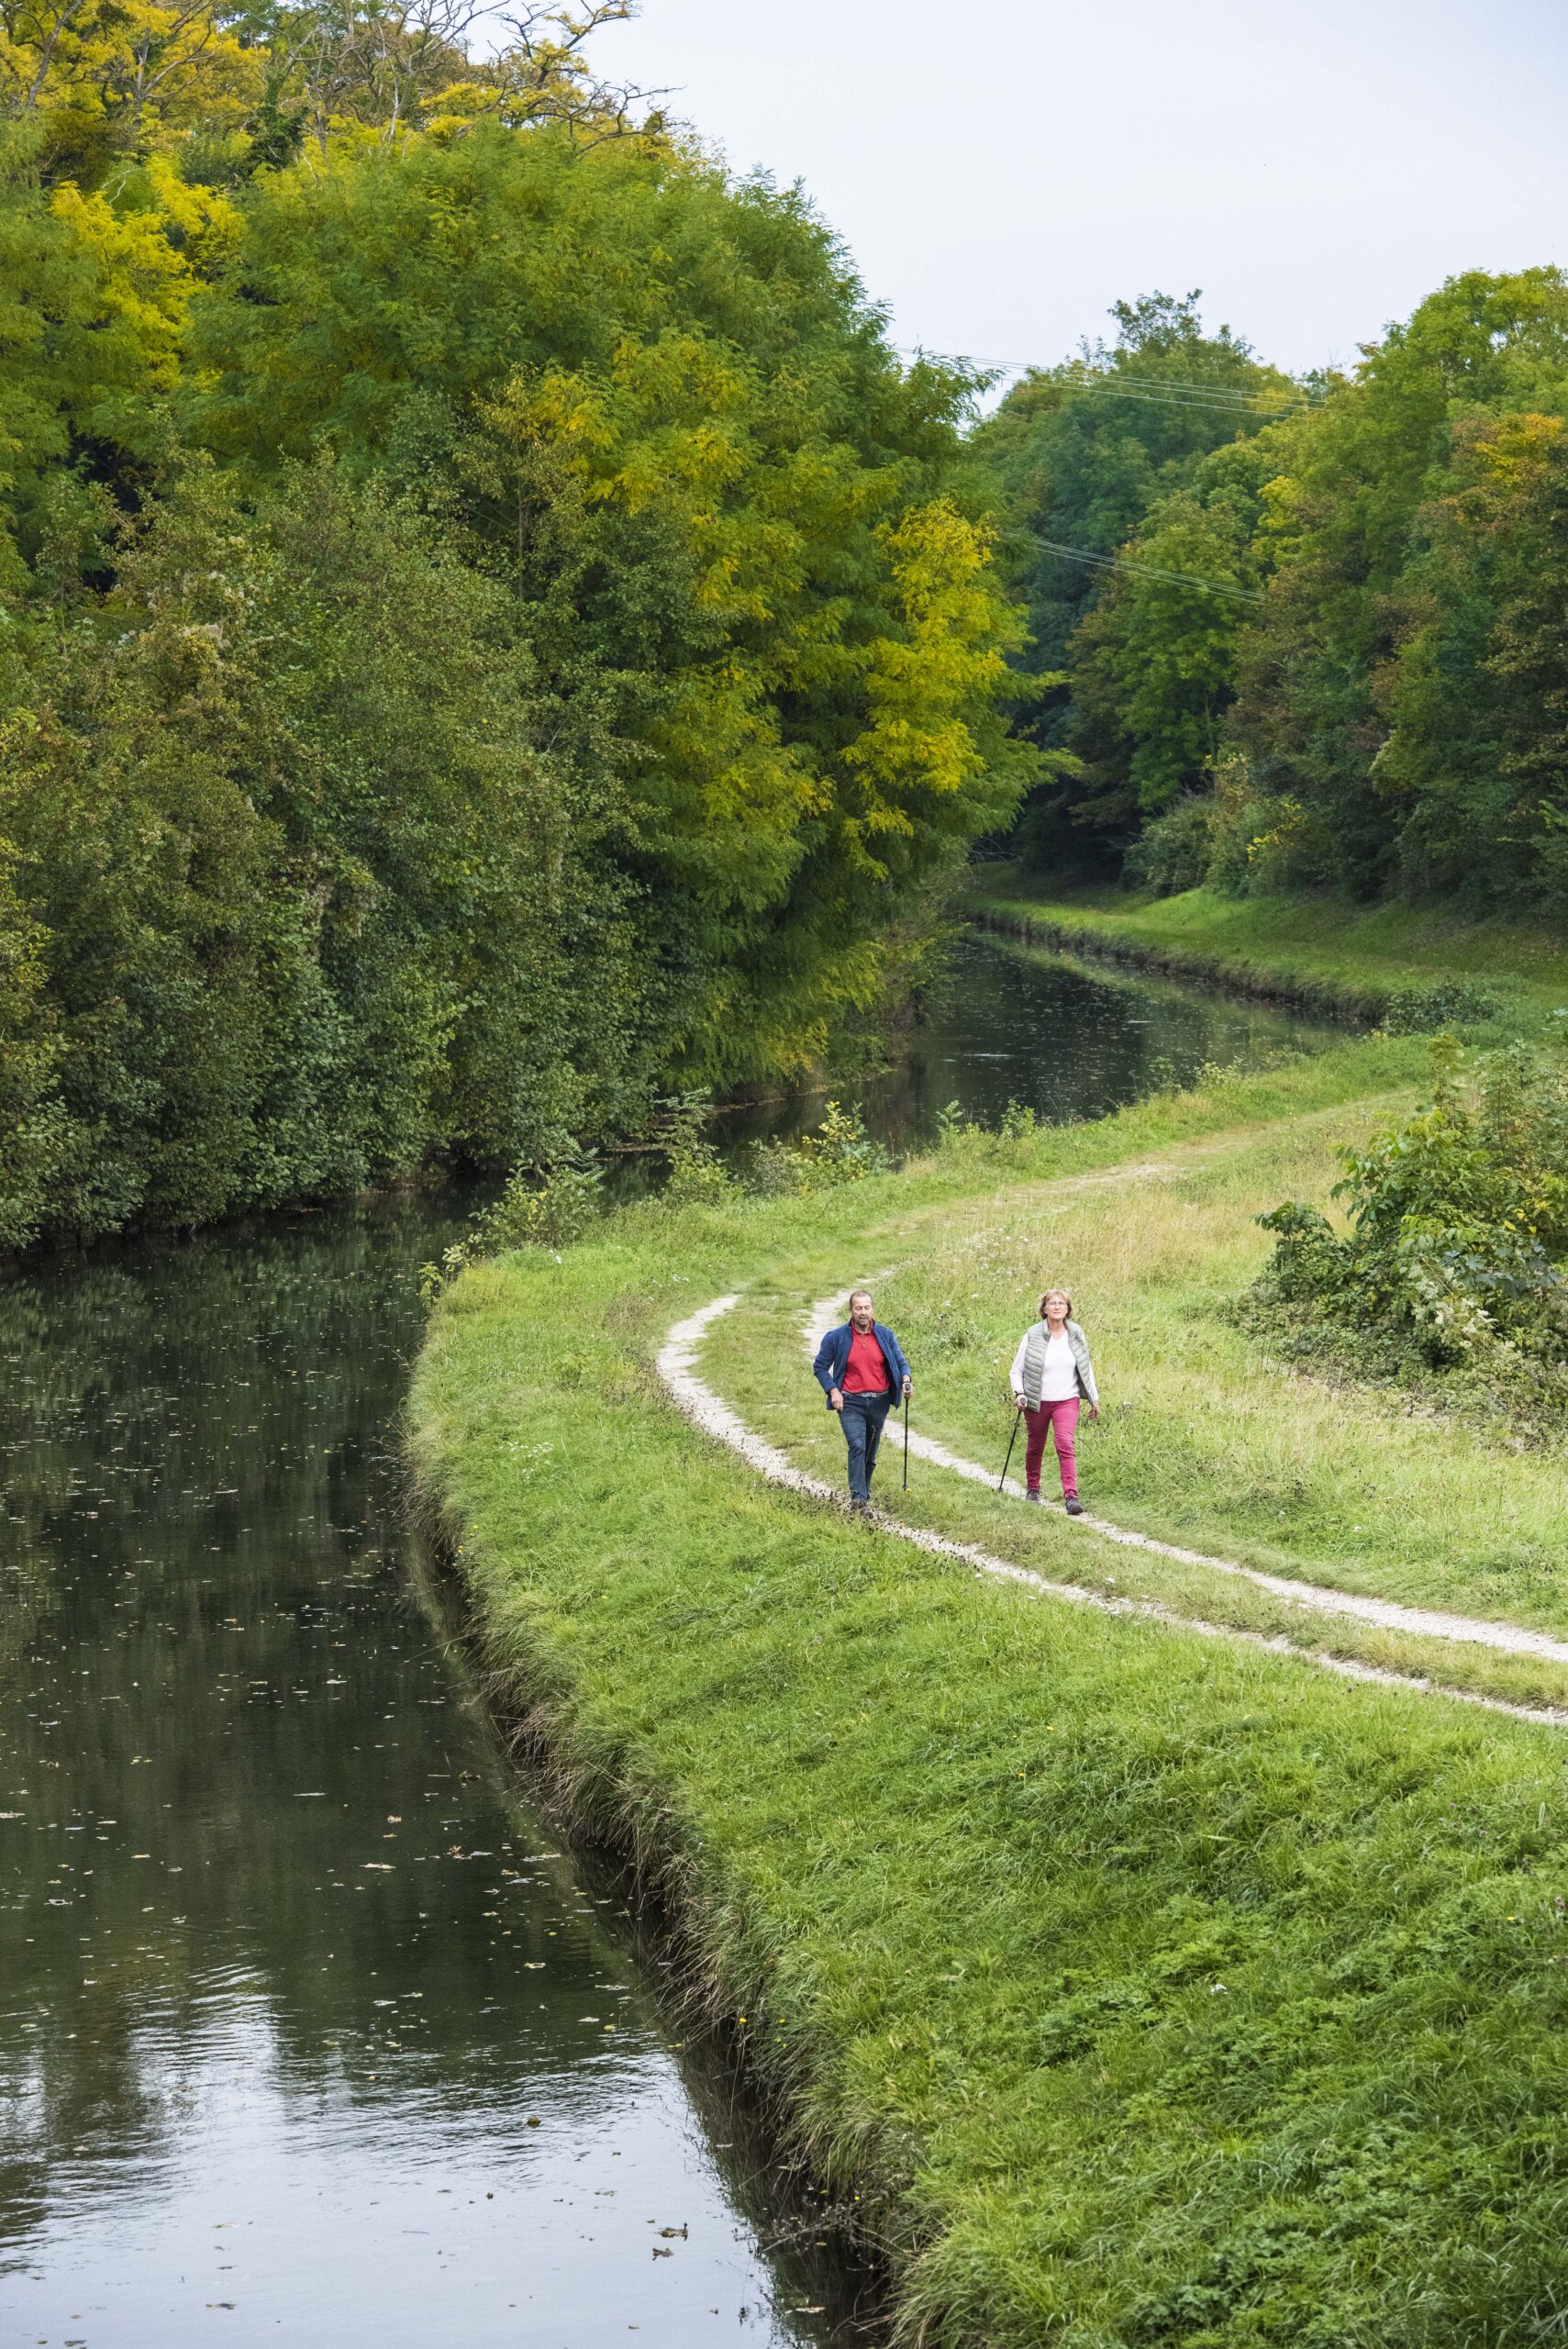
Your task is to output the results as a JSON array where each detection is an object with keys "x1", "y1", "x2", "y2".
[{"x1": 1011, "y1": 1327, "x2": 1077, "y2": 1402}]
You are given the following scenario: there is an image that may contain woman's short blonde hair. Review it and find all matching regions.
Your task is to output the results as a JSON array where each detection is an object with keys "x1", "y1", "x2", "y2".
[{"x1": 1040, "y1": 1287, "x2": 1073, "y2": 1319}]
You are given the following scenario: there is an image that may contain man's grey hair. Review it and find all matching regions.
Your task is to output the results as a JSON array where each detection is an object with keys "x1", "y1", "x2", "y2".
[{"x1": 848, "y1": 1287, "x2": 875, "y2": 1313}]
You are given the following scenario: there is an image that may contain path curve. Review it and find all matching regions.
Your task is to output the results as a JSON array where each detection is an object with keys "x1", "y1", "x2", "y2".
[
  {"x1": 800, "y1": 1291, "x2": 1568, "y2": 1672},
  {"x1": 657, "y1": 1296, "x2": 1568, "y2": 1731}
]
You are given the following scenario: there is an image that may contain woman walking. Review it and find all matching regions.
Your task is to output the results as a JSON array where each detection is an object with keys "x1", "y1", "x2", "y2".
[{"x1": 1009, "y1": 1287, "x2": 1099, "y2": 1514}]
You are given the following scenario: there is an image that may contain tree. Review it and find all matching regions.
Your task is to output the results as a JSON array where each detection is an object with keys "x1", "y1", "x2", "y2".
[
  {"x1": 974, "y1": 289, "x2": 1305, "y2": 872},
  {"x1": 189, "y1": 125, "x2": 1031, "y2": 1085},
  {"x1": 1063, "y1": 429, "x2": 1287, "y2": 834},
  {"x1": 1230, "y1": 268, "x2": 1568, "y2": 896}
]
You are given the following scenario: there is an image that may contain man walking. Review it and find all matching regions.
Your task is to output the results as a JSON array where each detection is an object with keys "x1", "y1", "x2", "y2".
[{"x1": 812, "y1": 1288, "x2": 913, "y2": 1514}]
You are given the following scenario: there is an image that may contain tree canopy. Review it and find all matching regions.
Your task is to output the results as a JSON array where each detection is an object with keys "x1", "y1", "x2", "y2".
[
  {"x1": 984, "y1": 272, "x2": 1568, "y2": 914},
  {"x1": 0, "y1": 3, "x2": 1031, "y2": 1248}
]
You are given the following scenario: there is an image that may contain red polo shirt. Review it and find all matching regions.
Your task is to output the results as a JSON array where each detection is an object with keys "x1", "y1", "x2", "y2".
[{"x1": 841, "y1": 1328, "x2": 891, "y2": 1394}]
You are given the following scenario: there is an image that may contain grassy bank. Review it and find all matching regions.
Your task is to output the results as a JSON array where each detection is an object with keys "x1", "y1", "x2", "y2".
[
  {"x1": 411, "y1": 1037, "x2": 1568, "y2": 2346},
  {"x1": 966, "y1": 870, "x2": 1568, "y2": 1028}
]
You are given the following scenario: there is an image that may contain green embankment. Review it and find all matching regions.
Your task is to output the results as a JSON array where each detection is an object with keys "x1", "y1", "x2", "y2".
[
  {"x1": 411, "y1": 1034, "x2": 1568, "y2": 2347},
  {"x1": 967, "y1": 870, "x2": 1568, "y2": 1026}
]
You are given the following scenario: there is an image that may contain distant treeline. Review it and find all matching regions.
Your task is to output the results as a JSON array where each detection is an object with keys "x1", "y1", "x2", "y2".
[
  {"x1": 0, "y1": 2, "x2": 1030, "y2": 1250},
  {"x1": 979, "y1": 278, "x2": 1568, "y2": 912}
]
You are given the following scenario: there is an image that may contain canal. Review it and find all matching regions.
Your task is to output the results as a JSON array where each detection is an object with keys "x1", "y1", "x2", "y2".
[{"x1": 0, "y1": 939, "x2": 1332, "y2": 2345}]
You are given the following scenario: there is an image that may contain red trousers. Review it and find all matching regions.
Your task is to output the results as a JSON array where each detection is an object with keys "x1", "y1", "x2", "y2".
[{"x1": 1025, "y1": 1396, "x2": 1080, "y2": 1497}]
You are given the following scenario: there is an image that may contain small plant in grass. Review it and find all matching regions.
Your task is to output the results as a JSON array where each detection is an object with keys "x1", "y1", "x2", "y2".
[
  {"x1": 650, "y1": 1090, "x2": 735, "y2": 1206},
  {"x1": 1251, "y1": 1035, "x2": 1568, "y2": 1411},
  {"x1": 749, "y1": 1100, "x2": 890, "y2": 1196},
  {"x1": 935, "y1": 1097, "x2": 987, "y2": 1148},
  {"x1": 420, "y1": 1148, "x2": 605, "y2": 1297}
]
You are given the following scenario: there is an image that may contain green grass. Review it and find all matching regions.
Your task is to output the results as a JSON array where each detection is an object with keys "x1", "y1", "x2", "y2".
[
  {"x1": 411, "y1": 1038, "x2": 1568, "y2": 2347},
  {"x1": 966, "y1": 869, "x2": 1568, "y2": 1027},
  {"x1": 705, "y1": 1093, "x2": 1568, "y2": 1651}
]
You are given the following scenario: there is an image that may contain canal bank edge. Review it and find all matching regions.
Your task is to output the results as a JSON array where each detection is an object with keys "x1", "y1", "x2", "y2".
[
  {"x1": 406, "y1": 1036, "x2": 1568, "y2": 2349},
  {"x1": 966, "y1": 869, "x2": 1568, "y2": 1030}
]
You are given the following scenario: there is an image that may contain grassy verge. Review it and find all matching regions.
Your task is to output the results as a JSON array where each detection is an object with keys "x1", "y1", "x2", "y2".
[
  {"x1": 411, "y1": 1039, "x2": 1568, "y2": 2347},
  {"x1": 706, "y1": 1088, "x2": 1568, "y2": 1650},
  {"x1": 966, "y1": 869, "x2": 1568, "y2": 1028}
]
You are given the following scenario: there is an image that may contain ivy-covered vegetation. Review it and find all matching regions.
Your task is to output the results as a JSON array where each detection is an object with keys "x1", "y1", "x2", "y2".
[
  {"x1": 0, "y1": 1, "x2": 1030, "y2": 1250},
  {"x1": 980, "y1": 274, "x2": 1568, "y2": 909}
]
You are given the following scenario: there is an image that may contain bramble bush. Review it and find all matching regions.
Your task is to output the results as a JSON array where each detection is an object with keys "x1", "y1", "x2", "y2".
[{"x1": 1252, "y1": 1037, "x2": 1568, "y2": 1405}]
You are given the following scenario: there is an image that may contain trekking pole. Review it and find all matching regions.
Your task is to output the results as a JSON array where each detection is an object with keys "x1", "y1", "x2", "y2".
[
  {"x1": 997, "y1": 1403, "x2": 1022, "y2": 1493},
  {"x1": 902, "y1": 1392, "x2": 910, "y2": 1490}
]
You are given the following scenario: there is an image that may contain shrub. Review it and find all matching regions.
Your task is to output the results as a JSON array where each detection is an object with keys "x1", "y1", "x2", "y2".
[
  {"x1": 1123, "y1": 794, "x2": 1214, "y2": 896},
  {"x1": 648, "y1": 1090, "x2": 736, "y2": 1207},
  {"x1": 749, "y1": 1100, "x2": 891, "y2": 1197},
  {"x1": 421, "y1": 1149, "x2": 605, "y2": 1297},
  {"x1": 1252, "y1": 1038, "x2": 1568, "y2": 1389},
  {"x1": 1382, "y1": 980, "x2": 1500, "y2": 1033},
  {"x1": 1203, "y1": 752, "x2": 1331, "y2": 898}
]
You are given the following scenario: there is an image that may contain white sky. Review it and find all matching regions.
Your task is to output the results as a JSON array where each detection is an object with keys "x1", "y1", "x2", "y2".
[{"x1": 604, "y1": 0, "x2": 1568, "y2": 383}]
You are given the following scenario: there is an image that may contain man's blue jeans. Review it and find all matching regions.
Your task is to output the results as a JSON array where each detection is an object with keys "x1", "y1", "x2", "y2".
[{"x1": 839, "y1": 1390, "x2": 892, "y2": 1504}]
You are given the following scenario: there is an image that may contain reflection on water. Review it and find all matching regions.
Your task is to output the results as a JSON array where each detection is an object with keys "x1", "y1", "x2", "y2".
[
  {"x1": 719, "y1": 931, "x2": 1335, "y2": 1153},
  {"x1": 0, "y1": 1208, "x2": 868, "y2": 2345}
]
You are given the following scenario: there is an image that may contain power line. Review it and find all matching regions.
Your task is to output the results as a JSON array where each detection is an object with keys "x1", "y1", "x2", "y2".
[
  {"x1": 1007, "y1": 529, "x2": 1263, "y2": 604},
  {"x1": 1066, "y1": 375, "x2": 1313, "y2": 411},
  {"x1": 1063, "y1": 367, "x2": 1319, "y2": 404},
  {"x1": 1057, "y1": 383, "x2": 1307, "y2": 420},
  {"x1": 898, "y1": 347, "x2": 1323, "y2": 418}
]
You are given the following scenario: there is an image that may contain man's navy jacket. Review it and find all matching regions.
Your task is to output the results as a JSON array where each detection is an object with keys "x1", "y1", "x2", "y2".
[{"x1": 812, "y1": 1320, "x2": 912, "y2": 1408}]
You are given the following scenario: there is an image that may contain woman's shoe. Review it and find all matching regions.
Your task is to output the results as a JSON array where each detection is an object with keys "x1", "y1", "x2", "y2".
[
  {"x1": 1064, "y1": 1496, "x2": 1084, "y2": 1516},
  {"x1": 1025, "y1": 1488, "x2": 1042, "y2": 1506}
]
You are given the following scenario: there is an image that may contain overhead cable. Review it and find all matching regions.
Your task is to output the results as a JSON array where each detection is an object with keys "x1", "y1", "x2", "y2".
[
  {"x1": 898, "y1": 346, "x2": 1322, "y2": 418},
  {"x1": 1008, "y1": 529, "x2": 1264, "y2": 604}
]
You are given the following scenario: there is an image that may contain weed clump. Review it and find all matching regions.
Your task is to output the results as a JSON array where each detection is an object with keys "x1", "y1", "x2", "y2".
[
  {"x1": 422, "y1": 1098, "x2": 893, "y2": 1296},
  {"x1": 421, "y1": 1148, "x2": 606, "y2": 1297}
]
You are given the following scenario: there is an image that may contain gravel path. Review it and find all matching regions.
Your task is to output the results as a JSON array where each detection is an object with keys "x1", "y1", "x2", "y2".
[
  {"x1": 655, "y1": 1294, "x2": 1568, "y2": 1731},
  {"x1": 798, "y1": 1290, "x2": 1568, "y2": 1671}
]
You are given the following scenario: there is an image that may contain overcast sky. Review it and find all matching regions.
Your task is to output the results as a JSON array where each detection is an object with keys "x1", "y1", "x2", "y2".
[{"x1": 604, "y1": 0, "x2": 1568, "y2": 384}]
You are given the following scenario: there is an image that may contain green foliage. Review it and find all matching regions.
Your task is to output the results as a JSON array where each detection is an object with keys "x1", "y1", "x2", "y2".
[
  {"x1": 187, "y1": 123, "x2": 1031, "y2": 1088},
  {"x1": 0, "y1": 21, "x2": 1029, "y2": 1248},
  {"x1": 974, "y1": 290, "x2": 1301, "y2": 872},
  {"x1": 985, "y1": 268, "x2": 1568, "y2": 919},
  {"x1": 650, "y1": 1090, "x2": 735, "y2": 1206},
  {"x1": 748, "y1": 1098, "x2": 890, "y2": 1196},
  {"x1": 1066, "y1": 432, "x2": 1285, "y2": 829},
  {"x1": 1256, "y1": 1038, "x2": 1568, "y2": 1394},
  {"x1": 1382, "y1": 980, "x2": 1500, "y2": 1034},
  {"x1": 2, "y1": 457, "x2": 648, "y2": 1239},
  {"x1": 1231, "y1": 269, "x2": 1568, "y2": 899},
  {"x1": 1123, "y1": 794, "x2": 1216, "y2": 896}
]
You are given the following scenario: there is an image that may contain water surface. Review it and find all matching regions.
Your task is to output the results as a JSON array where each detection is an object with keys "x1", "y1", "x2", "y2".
[
  {"x1": 0, "y1": 1209, "x2": 868, "y2": 2346},
  {"x1": 720, "y1": 930, "x2": 1333, "y2": 1154}
]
